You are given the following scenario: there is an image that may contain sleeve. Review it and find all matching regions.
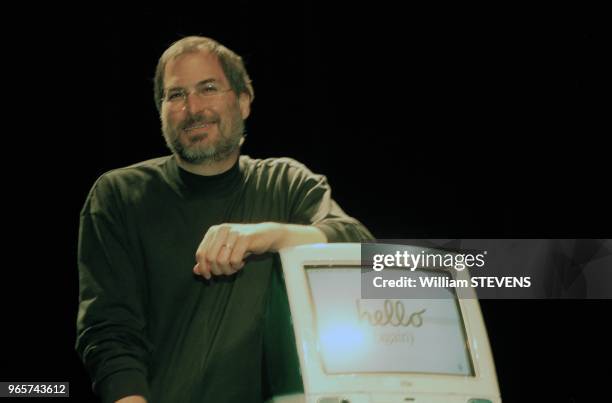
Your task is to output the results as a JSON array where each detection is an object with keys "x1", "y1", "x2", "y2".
[
  {"x1": 76, "y1": 175, "x2": 153, "y2": 403},
  {"x1": 287, "y1": 162, "x2": 375, "y2": 242}
]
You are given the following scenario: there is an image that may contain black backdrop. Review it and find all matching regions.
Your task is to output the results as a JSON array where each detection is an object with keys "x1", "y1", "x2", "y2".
[{"x1": 1, "y1": 5, "x2": 609, "y2": 402}]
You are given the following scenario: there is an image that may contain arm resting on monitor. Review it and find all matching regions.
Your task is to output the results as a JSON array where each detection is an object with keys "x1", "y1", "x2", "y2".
[{"x1": 193, "y1": 223, "x2": 326, "y2": 279}]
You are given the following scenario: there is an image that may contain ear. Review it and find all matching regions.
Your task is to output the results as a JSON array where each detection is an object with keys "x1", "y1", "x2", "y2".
[{"x1": 238, "y1": 93, "x2": 251, "y2": 119}]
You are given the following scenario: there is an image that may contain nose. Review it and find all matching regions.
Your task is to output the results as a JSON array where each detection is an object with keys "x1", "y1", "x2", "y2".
[{"x1": 185, "y1": 92, "x2": 207, "y2": 115}]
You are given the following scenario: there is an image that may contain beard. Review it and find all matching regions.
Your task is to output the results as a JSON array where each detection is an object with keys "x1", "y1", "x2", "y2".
[{"x1": 162, "y1": 107, "x2": 244, "y2": 165}]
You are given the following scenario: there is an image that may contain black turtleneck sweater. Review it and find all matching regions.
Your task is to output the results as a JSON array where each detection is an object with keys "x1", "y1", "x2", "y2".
[{"x1": 76, "y1": 155, "x2": 373, "y2": 403}]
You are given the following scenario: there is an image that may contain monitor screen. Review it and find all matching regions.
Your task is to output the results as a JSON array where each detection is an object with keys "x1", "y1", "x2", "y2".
[{"x1": 305, "y1": 266, "x2": 474, "y2": 376}]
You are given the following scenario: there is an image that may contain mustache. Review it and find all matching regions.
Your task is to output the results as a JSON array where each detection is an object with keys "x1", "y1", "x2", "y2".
[{"x1": 179, "y1": 113, "x2": 220, "y2": 130}]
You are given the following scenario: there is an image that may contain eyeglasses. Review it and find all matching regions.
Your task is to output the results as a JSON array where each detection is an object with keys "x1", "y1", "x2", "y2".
[{"x1": 163, "y1": 81, "x2": 233, "y2": 111}]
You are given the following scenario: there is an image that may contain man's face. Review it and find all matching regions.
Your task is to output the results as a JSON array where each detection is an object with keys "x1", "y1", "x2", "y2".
[{"x1": 160, "y1": 50, "x2": 250, "y2": 165}]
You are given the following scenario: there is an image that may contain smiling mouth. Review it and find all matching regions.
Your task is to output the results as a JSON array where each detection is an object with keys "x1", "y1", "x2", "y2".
[{"x1": 183, "y1": 122, "x2": 214, "y2": 132}]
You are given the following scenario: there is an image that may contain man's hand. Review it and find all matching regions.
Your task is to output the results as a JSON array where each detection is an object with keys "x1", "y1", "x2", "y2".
[{"x1": 193, "y1": 222, "x2": 326, "y2": 279}]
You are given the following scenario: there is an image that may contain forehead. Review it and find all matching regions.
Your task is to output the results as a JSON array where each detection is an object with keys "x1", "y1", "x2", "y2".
[{"x1": 163, "y1": 50, "x2": 228, "y2": 88}]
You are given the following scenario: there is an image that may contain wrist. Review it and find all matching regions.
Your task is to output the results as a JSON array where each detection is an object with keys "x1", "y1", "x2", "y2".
[
  {"x1": 262, "y1": 222, "x2": 287, "y2": 251},
  {"x1": 266, "y1": 223, "x2": 326, "y2": 251}
]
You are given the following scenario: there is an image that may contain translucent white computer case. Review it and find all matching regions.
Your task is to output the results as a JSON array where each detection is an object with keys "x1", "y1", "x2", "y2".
[{"x1": 271, "y1": 243, "x2": 501, "y2": 403}]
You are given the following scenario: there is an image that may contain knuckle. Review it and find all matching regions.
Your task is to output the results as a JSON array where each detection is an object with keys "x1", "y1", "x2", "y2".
[{"x1": 205, "y1": 251, "x2": 216, "y2": 262}]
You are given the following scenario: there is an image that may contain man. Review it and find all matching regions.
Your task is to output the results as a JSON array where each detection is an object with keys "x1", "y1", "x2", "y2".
[{"x1": 76, "y1": 36, "x2": 373, "y2": 403}]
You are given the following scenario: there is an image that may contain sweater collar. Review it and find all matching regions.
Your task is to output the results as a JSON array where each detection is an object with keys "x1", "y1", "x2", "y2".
[{"x1": 164, "y1": 155, "x2": 243, "y2": 198}]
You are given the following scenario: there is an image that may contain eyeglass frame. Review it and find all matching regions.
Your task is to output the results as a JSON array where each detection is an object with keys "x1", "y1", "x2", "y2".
[{"x1": 162, "y1": 79, "x2": 234, "y2": 111}]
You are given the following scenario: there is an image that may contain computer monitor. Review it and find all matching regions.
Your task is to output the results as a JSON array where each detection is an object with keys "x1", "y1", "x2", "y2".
[{"x1": 273, "y1": 243, "x2": 500, "y2": 403}]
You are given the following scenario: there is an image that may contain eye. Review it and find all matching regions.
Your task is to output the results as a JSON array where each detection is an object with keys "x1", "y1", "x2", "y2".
[
  {"x1": 199, "y1": 82, "x2": 219, "y2": 94},
  {"x1": 166, "y1": 91, "x2": 185, "y2": 101}
]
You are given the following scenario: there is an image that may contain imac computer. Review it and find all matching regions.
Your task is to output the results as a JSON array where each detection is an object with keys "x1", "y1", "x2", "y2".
[{"x1": 270, "y1": 243, "x2": 500, "y2": 403}]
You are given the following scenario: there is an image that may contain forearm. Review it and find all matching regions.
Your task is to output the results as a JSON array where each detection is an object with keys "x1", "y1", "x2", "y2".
[
  {"x1": 271, "y1": 223, "x2": 327, "y2": 251},
  {"x1": 312, "y1": 218, "x2": 374, "y2": 243},
  {"x1": 78, "y1": 211, "x2": 152, "y2": 403}
]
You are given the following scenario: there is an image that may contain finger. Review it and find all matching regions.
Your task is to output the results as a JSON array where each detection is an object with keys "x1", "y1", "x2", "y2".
[
  {"x1": 200, "y1": 262, "x2": 212, "y2": 280},
  {"x1": 217, "y1": 230, "x2": 239, "y2": 275},
  {"x1": 207, "y1": 225, "x2": 230, "y2": 276},
  {"x1": 229, "y1": 235, "x2": 250, "y2": 271},
  {"x1": 192, "y1": 263, "x2": 204, "y2": 276},
  {"x1": 196, "y1": 226, "x2": 218, "y2": 279},
  {"x1": 195, "y1": 247, "x2": 210, "y2": 279},
  {"x1": 193, "y1": 263, "x2": 213, "y2": 281}
]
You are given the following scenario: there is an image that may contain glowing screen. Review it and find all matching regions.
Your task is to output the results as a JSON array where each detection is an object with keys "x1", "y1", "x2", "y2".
[{"x1": 306, "y1": 267, "x2": 474, "y2": 376}]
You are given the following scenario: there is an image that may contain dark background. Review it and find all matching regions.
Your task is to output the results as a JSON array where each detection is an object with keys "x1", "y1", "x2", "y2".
[{"x1": 1, "y1": 4, "x2": 609, "y2": 402}]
